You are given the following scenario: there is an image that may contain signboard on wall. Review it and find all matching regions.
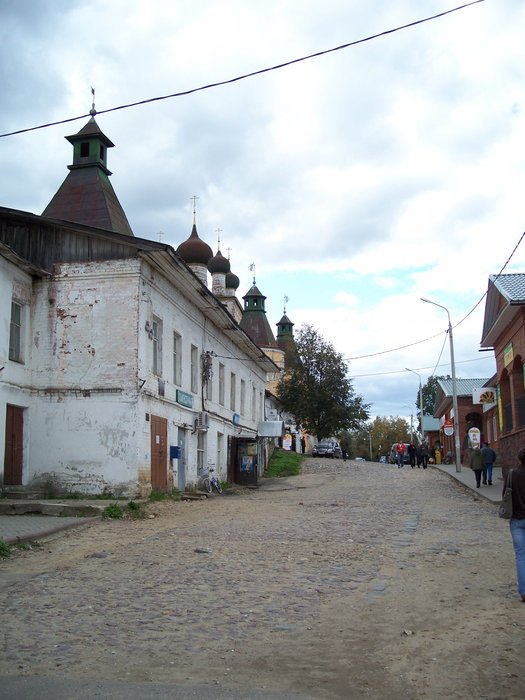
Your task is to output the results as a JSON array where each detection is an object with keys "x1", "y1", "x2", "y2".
[
  {"x1": 472, "y1": 387, "x2": 496, "y2": 405},
  {"x1": 176, "y1": 389, "x2": 193, "y2": 408}
]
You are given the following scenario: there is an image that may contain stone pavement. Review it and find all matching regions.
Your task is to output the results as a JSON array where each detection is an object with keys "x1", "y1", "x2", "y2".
[
  {"x1": 0, "y1": 500, "x2": 104, "y2": 545},
  {"x1": 0, "y1": 461, "x2": 503, "y2": 546}
]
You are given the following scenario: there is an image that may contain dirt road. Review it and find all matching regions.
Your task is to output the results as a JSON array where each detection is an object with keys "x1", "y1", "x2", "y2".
[{"x1": 1, "y1": 459, "x2": 524, "y2": 699}]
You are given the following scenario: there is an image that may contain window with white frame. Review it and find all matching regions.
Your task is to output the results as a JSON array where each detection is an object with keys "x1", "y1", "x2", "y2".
[
  {"x1": 190, "y1": 344, "x2": 198, "y2": 394},
  {"x1": 173, "y1": 332, "x2": 182, "y2": 386},
  {"x1": 230, "y1": 372, "x2": 236, "y2": 411},
  {"x1": 152, "y1": 317, "x2": 162, "y2": 376},
  {"x1": 240, "y1": 379, "x2": 246, "y2": 416},
  {"x1": 219, "y1": 363, "x2": 225, "y2": 405},
  {"x1": 9, "y1": 301, "x2": 23, "y2": 363}
]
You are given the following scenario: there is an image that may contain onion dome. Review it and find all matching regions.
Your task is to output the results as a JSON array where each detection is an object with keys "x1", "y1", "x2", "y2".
[
  {"x1": 225, "y1": 270, "x2": 240, "y2": 291},
  {"x1": 176, "y1": 223, "x2": 213, "y2": 265},
  {"x1": 208, "y1": 248, "x2": 230, "y2": 274}
]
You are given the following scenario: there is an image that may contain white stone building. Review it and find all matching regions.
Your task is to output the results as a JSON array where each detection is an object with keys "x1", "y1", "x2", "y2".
[{"x1": 0, "y1": 118, "x2": 277, "y2": 497}]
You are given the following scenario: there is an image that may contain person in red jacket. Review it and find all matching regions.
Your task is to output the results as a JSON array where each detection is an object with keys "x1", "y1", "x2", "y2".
[{"x1": 395, "y1": 441, "x2": 406, "y2": 468}]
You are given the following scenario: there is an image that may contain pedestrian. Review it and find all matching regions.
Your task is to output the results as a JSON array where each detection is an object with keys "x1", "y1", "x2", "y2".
[
  {"x1": 505, "y1": 446, "x2": 525, "y2": 602},
  {"x1": 469, "y1": 444, "x2": 486, "y2": 488},
  {"x1": 394, "y1": 440, "x2": 406, "y2": 468},
  {"x1": 481, "y1": 441, "x2": 496, "y2": 485},
  {"x1": 420, "y1": 442, "x2": 429, "y2": 469},
  {"x1": 416, "y1": 444, "x2": 422, "y2": 468},
  {"x1": 408, "y1": 443, "x2": 417, "y2": 468},
  {"x1": 300, "y1": 436, "x2": 306, "y2": 454},
  {"x1": 339, "y1": 437, "x2": 349, "y2": 461}
]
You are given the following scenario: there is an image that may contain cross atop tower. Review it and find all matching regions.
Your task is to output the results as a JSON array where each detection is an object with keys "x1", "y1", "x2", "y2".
[{"x1": 190, "y1": 195, "x2": 199, "y2": 223}]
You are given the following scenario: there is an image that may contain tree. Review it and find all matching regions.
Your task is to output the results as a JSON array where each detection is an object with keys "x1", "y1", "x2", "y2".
[
  {"x1": 418, "y1": 375, "x2": 450, "y2": 419},
  {"x1": 277, "y1": 324, "x2": 369, "y2": 439},
  {"x1": 351, "y1": 416, "x2": 411, "y2": 461}
]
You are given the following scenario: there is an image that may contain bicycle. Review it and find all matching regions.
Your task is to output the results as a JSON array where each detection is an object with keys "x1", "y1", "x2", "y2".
[{"x1": 202, "y1": 468, "x2": 222, "y2": 494}]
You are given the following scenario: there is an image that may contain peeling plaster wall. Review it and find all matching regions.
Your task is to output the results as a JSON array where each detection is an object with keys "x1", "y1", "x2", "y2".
[{"x1": 2, "y1": 252, "x2": 269, "y2": 495}]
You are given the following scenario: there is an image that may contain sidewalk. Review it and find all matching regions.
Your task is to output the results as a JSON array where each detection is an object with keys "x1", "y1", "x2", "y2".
[
  {"x1": 431, "y1": 463, "x2": 503, "y2": 503},
  {"x1": 0, "y1": 500, "x2": 105, "y2": 545}
]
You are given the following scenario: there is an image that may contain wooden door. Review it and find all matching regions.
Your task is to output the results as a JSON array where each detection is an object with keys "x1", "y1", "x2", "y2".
[
  {"x1": 150, "y1": 415, "x2": 168, "y2": 491},
  {"x1": 4, "y1": 405, "x2": 24, "y2": 485}
]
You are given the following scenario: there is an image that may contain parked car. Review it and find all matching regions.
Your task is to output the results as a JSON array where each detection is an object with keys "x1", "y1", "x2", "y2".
[
  {"x1": 355, "y1": 457, "x2": 365, "y2": 461},
  {"x1": 312, "y1": 440, "x2": 342, "y2": 459}
]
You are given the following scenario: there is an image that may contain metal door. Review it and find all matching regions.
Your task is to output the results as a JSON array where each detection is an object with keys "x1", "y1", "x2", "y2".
[
  {"x1": 4, "y1": 405, "x2": 24, "y2": 485},
  {"x1": 177, "y1": 427, "x2": 187, "y2": 491},
  {"x1": 150, "y1": 415, "x2": 168, "y2": 491}
]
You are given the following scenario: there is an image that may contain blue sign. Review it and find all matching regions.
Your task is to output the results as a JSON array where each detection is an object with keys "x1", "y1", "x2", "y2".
[
  {"x1": 233, "y1": 413, "x2": 240, "y2": 425},
  {"x1": 170, "y1": 446, "x2": 181, "y2": 459},
  {"x1": 176, "y1": 389, "x2": 193, "y2": 408}
]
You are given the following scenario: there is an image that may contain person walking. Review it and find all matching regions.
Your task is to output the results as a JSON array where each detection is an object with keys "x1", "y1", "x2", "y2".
[
  {"x1": 339, "y1": 437, "x2": 349, "y2": 461},
  {"x1": 469, "y1": 444, "x2": 486, "y2": 488},
  {"x1": 408, "y1": 443, "x2": 417, "y2": 468},
  {"x1": 395, "y1": 440, "x2": 406, "y2": 468},
  {"x1": 506, "y1": 447, "x2": 525, "y2": 602},
  {"x1": 420, "y1": 442, "x2": 429, "y2": 469},
  {"x1": 481, "y1": 441, "x2": 496, "y2": 485}
]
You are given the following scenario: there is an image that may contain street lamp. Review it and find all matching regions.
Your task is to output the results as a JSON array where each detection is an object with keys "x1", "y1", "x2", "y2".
[
  {"x1": 421, "y1": 298, "x2": 461, "y2": 473},
  {"x1": 403, "y1": 404, "x2": 414, "y2": 443},
  {"x1": 406, "y1": 368, "x2": 425, "y2": 444}
]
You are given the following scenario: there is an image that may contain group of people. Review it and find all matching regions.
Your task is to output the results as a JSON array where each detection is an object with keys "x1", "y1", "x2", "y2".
[
  {"x1": 468, "y1": 441, "x2": 497, "y2": 487},
  {"x1": 393, "y1": 440, "x2": 433, "y2": 469}
]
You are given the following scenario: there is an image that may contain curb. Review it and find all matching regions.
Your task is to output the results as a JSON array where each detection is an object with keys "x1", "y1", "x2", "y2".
[{"x1": 2, "y1": 516, "x2": 101, "y2": 545}]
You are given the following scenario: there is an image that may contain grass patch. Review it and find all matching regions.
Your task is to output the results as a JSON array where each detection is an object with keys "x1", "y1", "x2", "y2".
[
  {"x1": 0, "y1": 539, "x2": 11, "y2": 558},
  {"x1": 102, "y1": 503, "x2": 124, "y2": 519},
  {"x1": 126, "y1": 500, "x2": 146, "y2": 519},
  {"x1": 149, "y1": 488, "x2": 181, "y2": 502},
  {"x1": 265, "y1": 448, "x2": 305, "y2": 478}
]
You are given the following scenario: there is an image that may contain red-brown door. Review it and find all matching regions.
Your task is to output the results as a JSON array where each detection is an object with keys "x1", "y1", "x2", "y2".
[
  {"x1": 150, "y1": 415, "x2": 168, "y2": 491},
  {"x1": 4, "y1": 405, "x2": 24, "y2": 485}
]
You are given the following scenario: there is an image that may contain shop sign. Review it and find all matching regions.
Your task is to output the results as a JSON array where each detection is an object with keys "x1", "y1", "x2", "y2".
[{"x1": 176, "y1": 389, "x2": 193, "y2": 408}]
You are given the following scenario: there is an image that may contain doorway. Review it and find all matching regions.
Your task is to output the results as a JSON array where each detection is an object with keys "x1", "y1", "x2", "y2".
[
  {"x1": 177, "y1": 427, "x2": 187, "y2": 491},
  {"x1": 150, "y1": 415, "x2": 167, "y2": 491},
  {"x1": 4, "y1": 405, "x2": 24, "y2": 485}
]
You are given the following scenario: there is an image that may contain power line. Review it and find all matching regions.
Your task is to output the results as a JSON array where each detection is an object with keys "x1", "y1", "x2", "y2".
[
  {"x1": 345, "y1": 229, "x2": 524, "y2": 362},
  {"x1": 349, "y1": 355, "x2": 491, "y2": 379},
  {"x1": 0, "y1": 0, "x2": 486, "y2": 139}
]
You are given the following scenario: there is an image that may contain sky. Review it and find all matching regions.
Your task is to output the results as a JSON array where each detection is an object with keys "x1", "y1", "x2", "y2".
[{"x1": 1, "y1": 0, "x2": 524, "y2": 423}]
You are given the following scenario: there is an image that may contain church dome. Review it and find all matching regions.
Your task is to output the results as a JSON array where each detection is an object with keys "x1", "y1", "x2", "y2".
[
  {"x1": 176, "y1": 223, "x2": 213, "y2": 265},
  {"x1": 225, "y1": 270, "x2": 240, "y2": 290},
  {"x1": 208, "y1": 249, "x2": 230, "y2": 274}
]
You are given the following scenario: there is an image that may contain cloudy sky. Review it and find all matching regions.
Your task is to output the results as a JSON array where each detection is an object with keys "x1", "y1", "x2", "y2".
[{"x1": 1, "y1": 0, "x2": 524, "y2": 422}]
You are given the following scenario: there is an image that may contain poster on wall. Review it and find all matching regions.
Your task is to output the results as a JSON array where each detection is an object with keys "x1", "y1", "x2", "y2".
[
  {"x1": 472, "y1": 387, "x2": 496, "y2": 406},
  {"x1": 283, "y1": 433, "x2": 292, "y2": 451},
  {"x1": 468, "y1": 427, "x2": 481, "y2": 449}
]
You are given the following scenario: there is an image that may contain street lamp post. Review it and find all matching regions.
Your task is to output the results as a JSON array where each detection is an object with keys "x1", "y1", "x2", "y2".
[
  {"x1": 421, "y1": 298, "x2": 462, "y2": 473},
  {"x1": 406, "y1": 368, "x2": 425, "y2": 444}
]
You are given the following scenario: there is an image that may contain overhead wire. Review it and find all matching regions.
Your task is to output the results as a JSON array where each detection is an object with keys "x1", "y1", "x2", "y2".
[
  {"x1": 0, "y1": 0, "x2": 485, "y2": 139},
  {"x1": 345, "y1": 230, "x2": 524, "y2": 362}
]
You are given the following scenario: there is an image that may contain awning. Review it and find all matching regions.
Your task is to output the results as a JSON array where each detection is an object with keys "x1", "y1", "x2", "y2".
[{"x1": 257, "y1": 420, "x2": 284, "y2": 437}]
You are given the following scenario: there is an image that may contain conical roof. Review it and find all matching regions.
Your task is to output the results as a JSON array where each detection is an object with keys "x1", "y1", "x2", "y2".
[
  {"x1": 239, "y1": 284, "x2": 278, "y2": 349},
  {"x1": 42, "y1": 117, "x2": 134, "y2": 236}
]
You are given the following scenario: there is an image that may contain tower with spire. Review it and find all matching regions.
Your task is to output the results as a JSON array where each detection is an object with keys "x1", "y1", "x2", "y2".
[
  {"x1": 176, "y1": 198, "x2": 213, "y2": 286},
  {"x1": 42, "y1": 104, "x2": 134, "y2": 236}
]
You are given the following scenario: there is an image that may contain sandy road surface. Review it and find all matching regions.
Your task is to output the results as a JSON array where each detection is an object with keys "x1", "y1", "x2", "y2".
[{"x1": 1, "y1": 459, "x2": 524, "y2": 699}]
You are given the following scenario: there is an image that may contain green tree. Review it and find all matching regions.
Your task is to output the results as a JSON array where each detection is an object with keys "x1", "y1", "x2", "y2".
[
  {"x1": 351, "y1": 416, "x2": 411, "y2": 461},
  {"x1": 418, "y1": 375, "x2": 450, "y2": 423},
  {"x1": 277, "y1": 324, "x2": 369, "y2": 439}
]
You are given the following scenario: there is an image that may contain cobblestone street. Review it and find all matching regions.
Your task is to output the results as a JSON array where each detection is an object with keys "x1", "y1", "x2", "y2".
[{"x1": 1, "y1": 459, "x2": 524, "y2": 699}]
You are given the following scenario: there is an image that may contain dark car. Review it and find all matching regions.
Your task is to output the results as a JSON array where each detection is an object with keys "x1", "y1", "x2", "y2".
[{"x1": 312, "y1": 440, "x2": 342, "y2": 459}]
